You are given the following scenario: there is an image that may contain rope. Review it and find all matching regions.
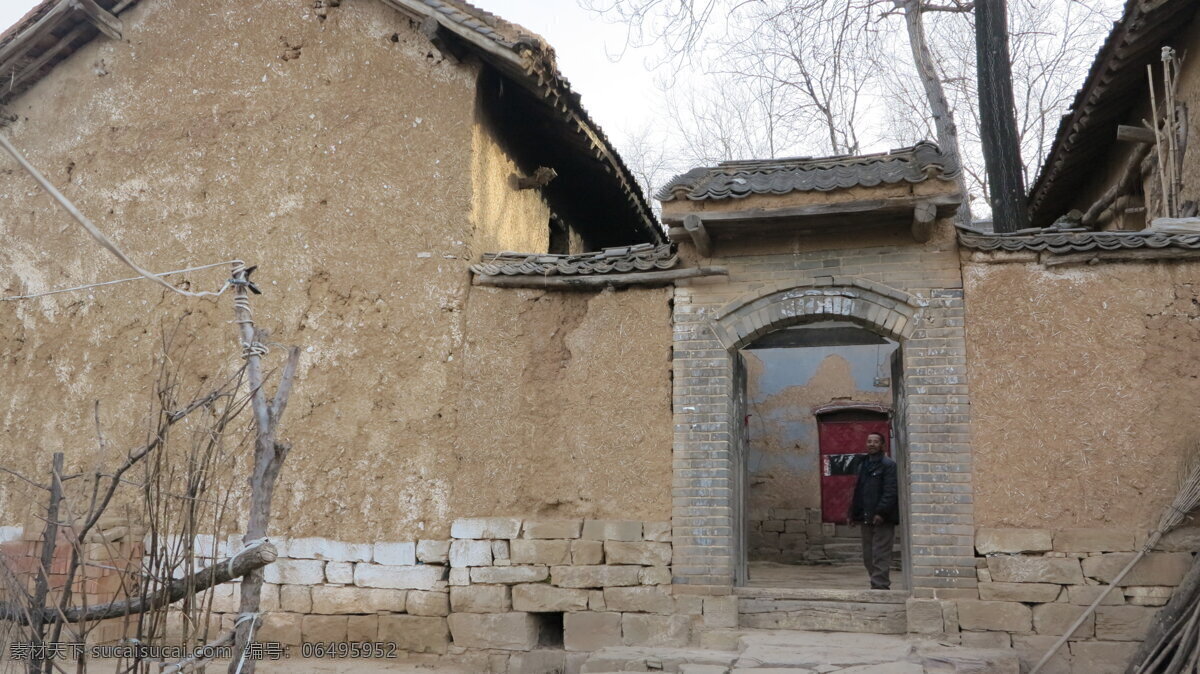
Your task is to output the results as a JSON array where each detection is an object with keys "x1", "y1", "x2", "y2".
[
  {"x1": 0, "y1": 259, "x2": 242, "y2": 302},
  {"x1": 232, "y1": 611, "x2": 259, "y2": 674},
  {"x1": 0, "y1": 134, "x2": 231, "y2": 299},
  {"x1": 226, "y1": 537, "x2": 269, "y2": 577}
]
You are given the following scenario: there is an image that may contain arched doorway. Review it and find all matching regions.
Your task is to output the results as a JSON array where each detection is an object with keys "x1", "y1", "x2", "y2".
[{"x1": 733, "y1": 322, "x2": 910, "y2": 590}]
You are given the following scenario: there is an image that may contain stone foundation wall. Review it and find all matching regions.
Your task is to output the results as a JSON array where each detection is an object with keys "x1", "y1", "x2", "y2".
[
  {"x1": 907, "y1": 526, "x2": 1196, "y2": 672},
  {"x1": 0, "y1": 517, "x2": 743, "y2": 666},
  {"x1": 749, "y1": 508, "x2": 857, "y2": 563}
]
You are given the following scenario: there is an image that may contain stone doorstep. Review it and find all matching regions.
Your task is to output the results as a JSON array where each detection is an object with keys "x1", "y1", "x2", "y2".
[{"x1": 733, "y1": 586, "x2": 909, "y2": 605}]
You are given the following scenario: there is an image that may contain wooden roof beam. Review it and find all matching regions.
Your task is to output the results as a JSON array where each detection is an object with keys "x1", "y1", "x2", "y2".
[{"x1": 70, "y1": 0, "x2": 122, "y2": 41}]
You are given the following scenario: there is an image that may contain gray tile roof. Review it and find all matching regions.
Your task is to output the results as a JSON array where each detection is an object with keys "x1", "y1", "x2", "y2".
[
  {"x1": 656, "y1": 141, "x2": 959, "y2": 203},
  {"x1": 471, "y1": 244, "x2": 678, "y2": 276},
  {"x1": 957, "y1": 230, "x2": 1200, "y2": 253}
]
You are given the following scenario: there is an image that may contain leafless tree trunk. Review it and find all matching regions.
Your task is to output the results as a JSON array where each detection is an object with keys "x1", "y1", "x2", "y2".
[{"x1": 975, "y1": 0, "x2": 1027, "y2": 231}]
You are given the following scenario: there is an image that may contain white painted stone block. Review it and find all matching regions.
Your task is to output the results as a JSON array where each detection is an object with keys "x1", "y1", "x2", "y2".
[
  {"x1": 450, "y1": 518, "x2": 522, "y2": 540},
  {"x1": 0, "y1": 527, "x2": 22, "y2": 543},
  {"x1": 325, "y1": 561, "x2": 354, "y2": 585},
  {"x1": 354, "y1": 563, "x2": 445, "y2": 590},
  {"x1": 450, "y1": 539, "x2": 493, "y2": 568},
  {"x1": 264, "y1": 559, "x2": 326, "y2": 585},
  {"x1": 416, "y1": 540, "x2": 450, "y2": 564},
  {"x1": 374, "y1": 541, "x2": 417, "y2": 566},
  {"x1": 287, "y1": 537, "x2": 372, "y2": 562}
]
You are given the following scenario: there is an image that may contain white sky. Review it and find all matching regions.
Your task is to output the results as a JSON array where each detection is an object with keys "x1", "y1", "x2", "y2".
[{"x1": 0, "y1": 0, "x2": 662, "y2": 151}]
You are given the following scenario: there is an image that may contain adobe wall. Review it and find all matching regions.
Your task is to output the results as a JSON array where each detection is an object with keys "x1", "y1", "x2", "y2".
[
  {"x1": 0, "y1": 0, "x2": 671, "y2": 547},
  {"x1": 963, "y1": 260, "x2": 1200, "y2": 530}
]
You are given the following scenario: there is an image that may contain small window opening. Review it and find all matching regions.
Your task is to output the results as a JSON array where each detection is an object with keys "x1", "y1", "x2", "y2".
[
  {"x1": 534, "y1": 612, "x2": 564, "y2": 649},
  {"x1": 548, "y1": 215, "x2": 569, "y2": 255}
]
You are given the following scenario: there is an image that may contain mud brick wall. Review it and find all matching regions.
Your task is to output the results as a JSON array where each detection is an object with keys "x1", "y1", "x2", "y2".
[{"x1": 905, "y1": 526, "x2": 1198, "y2": 673}]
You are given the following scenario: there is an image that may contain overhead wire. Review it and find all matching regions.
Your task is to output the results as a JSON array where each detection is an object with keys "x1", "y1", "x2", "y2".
[{"x1": 0, "y1": 133, "x2": 236, "y2": 300}]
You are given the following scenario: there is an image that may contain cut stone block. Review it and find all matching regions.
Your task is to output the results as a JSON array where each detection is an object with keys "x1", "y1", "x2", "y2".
[
  {"x1": 1053, "y1": 528, "x2": 1136, "y2": 553},
  {"x1": 1082, "y1": 552, "x2": 1191, "y2": 586},
  {"x1": 522, "y1": 519, "x2": 583, "y2": 539},
  {"x1": 508, "y1": 650, "x2": 569, "y2": 674},
  {"x1": 1012, "y1": 635, "x2": 1070, "y2": 674},
  {"x1": 324, "y1": 561, "x2": 354, "y2": 585},
  {"x1": 604, "y1": 541, "x2": 672, "y2": 566},
  {"x1": 1096, "y1": 605, "x2": 1156, "y2": 641},
  {"x1": 263, "y1": 559, "x2": 325, "y2": 585},
  {"x1": 703, "y1": 596, "x2": 738, "y2": 628},
  {"x1": 1125, "y1": 586, "x2": 1173, "y2": 607},
  {"x1": 640, "y1": 567, "x2": 671, "y2": 585},
  {"x1": 1069, "y1": 640, "x2": 1139, "y2": 673},
  {"x1": 956, "y1": 600, "x2": 1032, "y2": 632},
  {"x1": 407, "y1": 590, "x2": 450, "y2": 617},
  {"x1": 603, "y1": 586, "x2": 674, "y2": 614},
  {"x1": 448, "y1": 612, "x2": 539, "y2": 651},
  {"x1": 906, "y1": 598, "x2": 944, "y2": 634},
  {"x1": 448, "y1": 568, "x2": 469, "y2": 586},
  {"x1": 978, "y1": 582, "x2": 1062, "y2": 603},
  {"x1": 310, "y1": 586, "x2": 406, "y2": 614},
  {"x1": 374, "y1": 542, "x2": 416, "y2": 566},
  {"x1": 511, "y1": 540, "x2": 571, "y2": 565},
  {"x1": 492, "y1": 540, "x2": 510, "y2": 560},
  {"x1": 572, "y1": 540, "x2": 604, "y2": 565},
  {"x1": 450, "y1": 540, "x2": 493, "y2": 568},
  {"x1": 1033, "y1": 603, "x2": 1094, "y2": 638},
  {"x1": 451, "y1": 517, "x2": 522, "y2": 540},
  {"x1": 470, "y1": 565, "x2": 549, "y2": 584},
  {"x1": 975, "y1": 528, "x2": 1052, "y2": 554},
  {"x1": 284, "y1": 538, "x2": 372, "y2": 562},
  {"x1": 621, "y1": 613, "x2": 691, "y2": 647},
  {"x1": 512, "y1": 583, "x2": 588, "y2": 612},
  {"x1": 302, "y1": 615, "x2": 348, "y2": 643},
  {"x1": 280, "y1": 585, "x2": 312, "y2": 613},
  {"x1": 643, "y1": 521, "x2": 671, "y2": 542},
  {"x1": 256, "y1": 612, "x2": 302, "y2": 646},
  {"x1": 564, "y1": 611, "x2": 622, "y2": 651},
  {"x1": 1155, "y1": 526, "x2": 1200, "y2": 552},
  {"x1": 347, "y1": 615, "x2": 378, "y2": 642},
  {"x1": 552, "y1": 565, "x2": 642, "y2": 588},
  {"x1": 960, "y1": 631, "x2": 1011, "y2": 649},
  {"x1": 987, "y1": 556, "x2": 1083, "y2": 584},
  {"x1": 450, "y1": 584, "x2": 511, "y2": 613},
  {"x1": 588, "y1": 590, "x2": 606, "y2": 611},
  {"x1": 581, "y1": 520, "x2": 643, "y2": 541},
  {"x1": 378, "y1": 615, "x2": 449, "y2": 654},
  {"x1": 354, "y1": 563, "x2": 445, "y2": 590},
  {"x1": 1066, "y1": 585, "x2": 1125, "y2": 606},
  {"x1": 416, "y1": 539, "x2": 450, "y2": 564}
]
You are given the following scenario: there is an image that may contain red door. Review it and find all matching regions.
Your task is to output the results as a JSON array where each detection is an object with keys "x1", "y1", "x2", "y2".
[{"x1": 818, "y1": 419, "x2": 891, "y2": 523}]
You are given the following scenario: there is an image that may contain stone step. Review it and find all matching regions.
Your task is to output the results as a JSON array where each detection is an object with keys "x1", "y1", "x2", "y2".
[
  {"x1": 580, "y1": 630, "x2": 1019, "y2": 673},
  {"x1": 734, "y1": 587, "x2": 909, "y2": 634}
]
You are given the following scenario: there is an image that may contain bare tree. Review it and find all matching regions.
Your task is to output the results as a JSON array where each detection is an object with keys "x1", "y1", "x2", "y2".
[{"x1": 582, "y1": 0, "x2": 1124, "y2": 221}]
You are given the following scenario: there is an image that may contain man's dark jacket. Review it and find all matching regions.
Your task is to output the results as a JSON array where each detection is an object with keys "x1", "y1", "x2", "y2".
[{"x1": 850, "y1": 454, "x2": 899, "y2": 524}]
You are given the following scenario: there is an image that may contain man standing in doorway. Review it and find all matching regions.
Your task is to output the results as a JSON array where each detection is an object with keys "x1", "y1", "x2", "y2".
[{"x1": 848, "y1": 432, "x2": 898, "y2": 590}]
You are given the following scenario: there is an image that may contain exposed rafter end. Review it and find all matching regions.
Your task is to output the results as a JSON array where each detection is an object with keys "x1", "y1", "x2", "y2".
[
  {"x1": 911, "y1": 200, "x2": 937, "y2": 243},
  {"x1": 419, "y1": 16, "x2": 465, "y2": 64},
  {"x1": 683, "y1": 213, "x2": 713, "y2": 257},
  {"x1": 71, "y1": 0, "x2": 122, "y2": 41}
]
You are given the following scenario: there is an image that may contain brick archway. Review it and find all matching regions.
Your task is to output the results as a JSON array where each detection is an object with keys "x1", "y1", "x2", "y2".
[
  {"x1": 670, "y1": 278, "x2": 976, "y2": 597},
  {"x1": 711, "y1": 279, "x2": 926, "y2": 350}
]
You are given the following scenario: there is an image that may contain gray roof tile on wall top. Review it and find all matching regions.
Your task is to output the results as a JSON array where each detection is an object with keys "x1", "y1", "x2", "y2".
[
  {"x1": 471, "y1": 243, "x2": 678, "y2": 276},
  {"x1": 656, "y1": 141, "x2": 959, "y2": 202},
  {"x1": 957, "y1": 230, "x2": 1200, "y2": 253}
]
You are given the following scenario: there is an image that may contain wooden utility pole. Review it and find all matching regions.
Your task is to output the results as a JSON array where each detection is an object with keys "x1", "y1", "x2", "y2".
[
  {"x1": 975, "y1": 0, "x2": 1029, "y2": 232},
  {"x1": 228, "y1": 264, "x2": 300, "y2": 674}
]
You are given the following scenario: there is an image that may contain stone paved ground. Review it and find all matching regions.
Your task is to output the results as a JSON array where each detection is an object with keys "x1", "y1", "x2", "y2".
[
  {"x1": 579, "y1": 630, "x2": 1018, "y2": 673},
  {"x1": 51, "y1": 630, "x2": 1021, "y2": 673}
]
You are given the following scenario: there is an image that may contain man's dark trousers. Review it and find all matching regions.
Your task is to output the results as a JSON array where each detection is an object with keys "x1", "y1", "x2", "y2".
[{"x1": 860, "y1": 523, "x2": 895, "y2": 590}]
